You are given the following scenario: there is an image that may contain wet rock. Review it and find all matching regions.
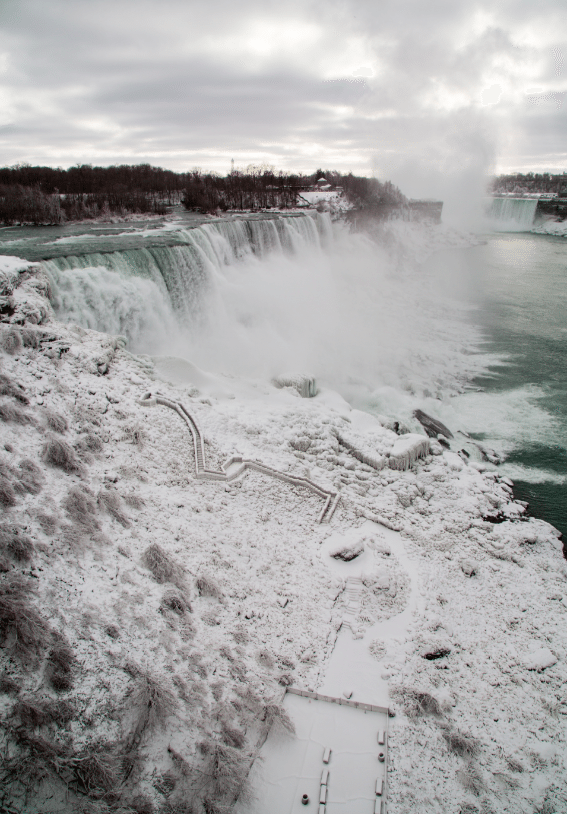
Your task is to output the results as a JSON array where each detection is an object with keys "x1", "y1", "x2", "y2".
[{"x1": 413, "y1": 409, "x2": 454, "y2": 439}]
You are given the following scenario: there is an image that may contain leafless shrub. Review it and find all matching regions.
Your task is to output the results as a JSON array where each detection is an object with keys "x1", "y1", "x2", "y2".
[
  {"x1": 0, "y1": 673, "x2": 19, "y2": 694},
  {"x1": 221, "y1": 722, "x2": 246, "y2": 749},
  {"x1": 256, "y1": 649, "x2": 274, "y2": 669},
  {"x1": 46, "y1": 640, "x2": 76, "y2": 692},
  {"x1": 493, "y1": 771, "x2": 521, "y2": 788},
  {"x1": 262, "y1": 703, "x2": 295, "y2": 734},
  {"x1": 0, "y1": 744, "x2": 53, "y2": 799},
  {"x1": 456, "y1": 761, "x2": 484, "y2": 795},
  {"x1": 18, "y1": 459, "x2": 44, "y2": 495},
  {"x1": 67, "y1": 745, "x2": 122, "y2": 796},
  {"x1": 1, "y1": 328, "x2": 23, "y2": 355},
  {"x1": 160, "y1": 799, "x2": 194, "y2": 814},
  {"x1": 36, "y1": 511, "x2": 58, "y2": 535},
  {"x1": 44, "y1": 410, "x2": 68, "y2": 433},
  {"x1": 124, "y1": 493, "x2": 144, "y2": 509},
  {"x1": 129, "y1": 793, "x2": 156, "y2": 814},
  {"x1": 278, "y1": 673, "x2": 293, "y2": 687},
  {"x1": 75, "y1": 432, "x2": 103, "y2": 454},
  {"x1": 391, "y1": 687, "x2": 442, "y2": 718},
  {"x1": 98, "y1": 488, "x2": 131, "y2": 527},
  {"x1": 13, "y1": 696, "x2": 76, "y2": 728},
  {"x1": 105, "y1": 624, "x2": 120, "y2": 639},
  {"x1": 0, "y1": 371, "x2": 28, "y2": 403},
  {"x1": 142, "y1": 544, "x2": 185, "y2": 590},
  {"x1": 123, "y1": 423, "x2": 147, "y2": 448},
  {"x1": 0, "y1": 474, "x2": 17, "y2": 507},
  {"x1": 0, "y1": 575, "x2": 52, "y2": 667},
  {"x1": 160, "y1": 590, "x2": 191, "y2": 615},
  {"x1": 42, "y1": 438, "x2": 83, "y2": 474},
  {"x1": 506, "y1": 756, "x2": 525, "y2": 773},
  {"x1": 229, "y1": 660, "x2": 246, "y2": 681},
  {"x1": 126, "y1": 670, "x2": 178, "y2": 746},
  {"x1": 233, "y1": 685, "x2": 262, "y2": 713},
  {"x1": 442, "y1": 727, "x2": 481, "y2": 759},
  {"x1": 0, "y1": 399, "x2": 33, "y2": 424},
  {"x1": 196, "y1": 574, "x2": 222, "y2": 599},
  {"x1": 0, "y1": 526, "x2": 34, "y2": 562},
  {"x1": 198, "y1": 740, "x2": 255, "y2": 807},
  {"x1": 21, "y1": 328, "x2": 42, "y2": 348},
  {"x1": 154, "y1": 769, "x2": 177, "y2": 796},
  {"x1": 63, "y1": 487, "x2": 100, "y2": 532}
]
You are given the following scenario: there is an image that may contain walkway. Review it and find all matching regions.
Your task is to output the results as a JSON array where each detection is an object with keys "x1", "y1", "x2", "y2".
[{"x1": 139, "y1": 392, "x2": 340, "y2": 524}]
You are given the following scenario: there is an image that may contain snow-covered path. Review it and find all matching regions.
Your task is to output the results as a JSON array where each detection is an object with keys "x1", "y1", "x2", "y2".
[
  {"x1": 319, "y1": 521, "x2": 422, "y2": 708},
  {"x1": 240, "y1": 521, "x2": 420, "y2": 813}
]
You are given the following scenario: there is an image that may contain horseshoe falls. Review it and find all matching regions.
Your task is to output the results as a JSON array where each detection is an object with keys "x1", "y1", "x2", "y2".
[{"x1": 485, "y1": 196, "x2": 538, "y2": 231}]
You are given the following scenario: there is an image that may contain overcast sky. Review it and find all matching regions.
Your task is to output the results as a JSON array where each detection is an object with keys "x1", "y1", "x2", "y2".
[{"x1": 0, "y1": 0, "x2": 566, "y2": 198}]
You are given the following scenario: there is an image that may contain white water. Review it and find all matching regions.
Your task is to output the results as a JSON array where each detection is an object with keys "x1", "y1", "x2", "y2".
[
  {"x1": 485, "y1": 196, "x2": 538, "y2": 232},
  {"x1": 45, "y1": 214, "x2": 485, "y2": 406}
]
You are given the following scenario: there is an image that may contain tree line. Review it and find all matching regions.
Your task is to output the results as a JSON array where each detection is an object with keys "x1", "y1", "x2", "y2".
[
  {"x1": 490, "y1": 172, "x2": 567, "y2": 196},
  {"x1": 0, "y1": 162, "x2": 406, "y2": 224}
]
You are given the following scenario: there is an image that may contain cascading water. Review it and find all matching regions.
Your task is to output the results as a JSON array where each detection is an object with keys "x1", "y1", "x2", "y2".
[
  {"x1": 42, "y1": 211, "x2": 484, "y2": 403},
  {"x1": 485, "y1": 196, "x2": 538, "y2": 231}
]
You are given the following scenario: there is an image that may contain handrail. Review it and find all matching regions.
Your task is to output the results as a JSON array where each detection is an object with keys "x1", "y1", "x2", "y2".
[{"x1": 140, "y1": 392, "x2": 339, "y2": 523}]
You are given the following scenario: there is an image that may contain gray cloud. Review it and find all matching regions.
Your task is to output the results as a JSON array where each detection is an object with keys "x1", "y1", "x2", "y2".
[{"x1": 0, "y1": 0, "x2": 565, "y2": 188}]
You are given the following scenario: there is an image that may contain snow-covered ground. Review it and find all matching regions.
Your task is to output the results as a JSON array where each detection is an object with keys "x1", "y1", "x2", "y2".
[
  {"x1": 532, "y1": 218, "x2": 567, "y2": 237},
  {"x1": 0, "y1": 247, "x2": 566, "y2": 814}
]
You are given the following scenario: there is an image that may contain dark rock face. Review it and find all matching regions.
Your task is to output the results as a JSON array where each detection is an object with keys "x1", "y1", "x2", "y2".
[{"x1": 413, "y1": 409, "x2": 454, "y2": 439}]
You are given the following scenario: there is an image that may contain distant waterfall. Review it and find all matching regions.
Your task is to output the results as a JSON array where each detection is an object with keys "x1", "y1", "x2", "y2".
[
  {"x1": 43, "y1": 213, "x2": 329, "y2": 348},
  {"x1": 485, "y1": 197, "x2": 538, "y2": 231}
]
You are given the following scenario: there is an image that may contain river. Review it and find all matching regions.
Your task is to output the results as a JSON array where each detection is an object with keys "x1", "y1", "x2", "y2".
[{"x1": 424, "y1": 231, "x2": 567, "y2": 543}]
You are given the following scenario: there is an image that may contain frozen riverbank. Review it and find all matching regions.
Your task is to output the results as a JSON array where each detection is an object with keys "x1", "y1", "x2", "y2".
[{"x1": 0, "y1": 235, "x2": 566, "y2": 813}]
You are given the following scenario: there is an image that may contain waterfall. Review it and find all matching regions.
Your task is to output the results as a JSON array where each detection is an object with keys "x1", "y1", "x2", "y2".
[
  {"x1": 43, "y1": 213, "x2": 329, "y2": 350},
  {"x1": 485, "y1": 197, "x2": 538, "y2": 231}
]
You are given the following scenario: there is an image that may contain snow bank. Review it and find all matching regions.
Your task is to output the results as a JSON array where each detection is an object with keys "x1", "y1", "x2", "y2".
[
  {"x1": 532, "y1": 219, "x2": 567, "y2": 237},
  {"x1": 524, "y1": 647, "x2": 558, "y2": 672}
]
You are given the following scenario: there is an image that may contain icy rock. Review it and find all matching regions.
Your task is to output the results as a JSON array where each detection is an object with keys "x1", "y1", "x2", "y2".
[
  {"x1": 334, "y1": 430, "x2": 387, "y2": 471},
  {"x1": 330, "y1": 540, "x2": 364, "y2": 561},
  {"x1": 429, "y1": 439, "x2": 444, "y2": 455},
  {"x1": 524, "y1": 647, "x2": 557, "y2": 672},
  {"x1": 388, "y1": 434, "x2": 430, "y2": 471},
  {"x1": 289, "y1": 436, "x2": 311, "y2": 452},
  {"x1": 460, "y1": 559, "x2": 478, "y2": 577},
  {"x1": 272, "y1": 373, "x2": 317, "y2": 398}
]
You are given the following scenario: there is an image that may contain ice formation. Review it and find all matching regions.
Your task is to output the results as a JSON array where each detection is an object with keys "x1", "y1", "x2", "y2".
[{"x1": 388, "y1": 433, "x2": 430, "y2": 471}]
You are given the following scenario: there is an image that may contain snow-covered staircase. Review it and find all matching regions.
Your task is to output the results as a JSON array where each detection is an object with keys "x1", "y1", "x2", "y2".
[{"x1": 341, "y1": 576, "x2": 363, "y2": 639}]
